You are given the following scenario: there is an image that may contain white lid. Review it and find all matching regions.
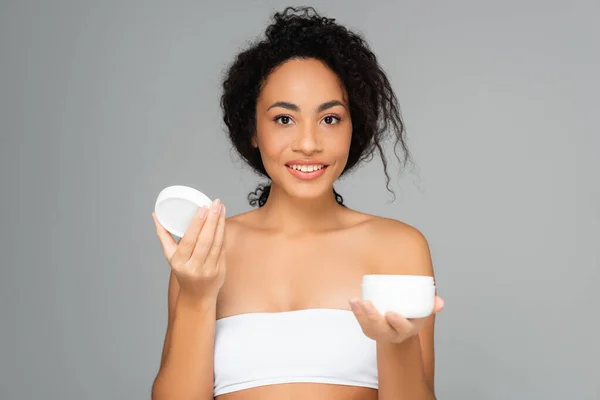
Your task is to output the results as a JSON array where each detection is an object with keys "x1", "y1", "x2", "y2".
[{"x1": 154, "y1": 185, "x2": 212, "y2": 237}]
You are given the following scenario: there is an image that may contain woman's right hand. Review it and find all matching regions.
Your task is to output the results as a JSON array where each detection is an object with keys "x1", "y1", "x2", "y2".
[{"x1": 152, "y1": 199, "x2": 227, "y2": 304}]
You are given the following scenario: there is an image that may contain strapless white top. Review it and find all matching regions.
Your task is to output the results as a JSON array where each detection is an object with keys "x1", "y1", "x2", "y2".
[{"x1": 213, "y1": 308, "x2": 378, "y2": 396}]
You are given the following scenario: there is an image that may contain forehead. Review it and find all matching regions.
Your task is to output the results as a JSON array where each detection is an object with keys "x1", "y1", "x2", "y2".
[{"x1": 259, "y1": 58, "x2": 346, "y2": 105}]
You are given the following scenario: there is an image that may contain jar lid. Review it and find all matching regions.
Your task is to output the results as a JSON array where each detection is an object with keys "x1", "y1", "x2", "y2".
[{"x1": 154, "y1": 185, "x2": 212, "y2": 237}]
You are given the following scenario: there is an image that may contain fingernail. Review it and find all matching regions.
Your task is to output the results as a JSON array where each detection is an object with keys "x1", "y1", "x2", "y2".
[
  {"x1": 221, "y1": 205, "x2": 226, "y2": 216},
  {"x1": 198, "y1": 207, "x2": 208, "y2": 218},
  {"x1": 349, "y1": 298, "x2": 359, "y2": 308},
  {"x1": 210, "y1": 199, "x2": 221, "y2": 213},
  {"x1": 364, "y1": 302, "x2": 375, "y2": 313}
]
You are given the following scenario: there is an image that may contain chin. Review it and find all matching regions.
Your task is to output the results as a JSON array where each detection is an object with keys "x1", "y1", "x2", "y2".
[
  {"x1": 268, "y1": 165, "x2": 342, "y2": 201},
  {"x1": 281, "y1": 178, "x2": 337, "y2": 202}
]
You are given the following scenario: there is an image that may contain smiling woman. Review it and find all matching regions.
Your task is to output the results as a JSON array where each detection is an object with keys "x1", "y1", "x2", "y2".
[
  {"x1": 151, "y1": 6, "x2": 444, "y2": 400},
  {"x1": 251, "y1": 58, "x2": 353, "y2": 203},
  {"x1": 221, "y1": 7, "x2": 411, "y2": 208}
]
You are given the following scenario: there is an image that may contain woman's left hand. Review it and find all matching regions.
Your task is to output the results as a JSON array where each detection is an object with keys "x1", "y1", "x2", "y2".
[{"x1": 349, "y1": 296, "x2": 445, "y2": 344}]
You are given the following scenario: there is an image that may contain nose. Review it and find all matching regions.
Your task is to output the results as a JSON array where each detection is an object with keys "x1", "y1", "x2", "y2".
[{"x1": 291, "y1": 124, "x2": 323, "y2": 155}]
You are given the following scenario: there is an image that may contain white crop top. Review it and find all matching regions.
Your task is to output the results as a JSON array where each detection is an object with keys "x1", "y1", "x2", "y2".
[{"x1": 213, "y1": 308, "x2": 378, "y2": 396}]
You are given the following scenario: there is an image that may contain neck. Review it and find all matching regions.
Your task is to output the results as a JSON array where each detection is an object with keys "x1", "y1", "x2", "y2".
[{"x1": 259, "y1": 184, "x2": 344, "y2": 235}]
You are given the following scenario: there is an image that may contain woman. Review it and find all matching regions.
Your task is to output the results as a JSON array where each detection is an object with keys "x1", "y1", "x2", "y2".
[{"x1": 151, "y1": 6, "x2": 444, "y2": 400}]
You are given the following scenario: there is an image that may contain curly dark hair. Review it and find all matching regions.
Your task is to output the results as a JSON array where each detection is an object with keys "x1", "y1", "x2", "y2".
[{"x1": 220, "y1": 6, "x2": 411, "y2": 207}]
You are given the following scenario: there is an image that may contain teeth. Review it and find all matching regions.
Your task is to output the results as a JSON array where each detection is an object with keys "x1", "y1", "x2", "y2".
[{"x1": 289, "y1": 164, "x2": 324, "y2": 172}]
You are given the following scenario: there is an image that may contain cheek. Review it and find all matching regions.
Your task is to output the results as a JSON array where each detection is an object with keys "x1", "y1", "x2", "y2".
[
  {"x1": 326, "y1": 129, "x2": 352, "y2": 162},
  {"x1": 256, "y1": 131, "x2": 287, "y2": 165}
]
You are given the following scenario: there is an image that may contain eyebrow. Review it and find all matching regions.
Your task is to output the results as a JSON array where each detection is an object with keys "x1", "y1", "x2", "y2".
[{"x1": 266, "y1": 100, "x2": 346, "y2": 113}]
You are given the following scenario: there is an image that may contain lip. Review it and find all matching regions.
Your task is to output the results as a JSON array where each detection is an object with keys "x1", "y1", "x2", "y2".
[
  {"x1": 285, "y1": 159, "x2": 328, "y2": 166},
  {"x1": 284, "y1": 160, "x2": 328, "y2": 181}
]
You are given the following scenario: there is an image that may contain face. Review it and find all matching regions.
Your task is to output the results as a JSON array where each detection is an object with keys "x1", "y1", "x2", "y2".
[{"x1": 254, "y1": 58, "x2": 352, "y2": 201}]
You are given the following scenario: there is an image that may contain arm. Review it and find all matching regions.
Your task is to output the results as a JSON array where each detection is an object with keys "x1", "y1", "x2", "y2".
[
  {"x1": 151, "y1": 271, "x2": 217, "y2": 400},
  {"x1": 377, "y1": 333, "x2": 436, "y2": 400},
  {"x1": 375, "y1": 223, "x2": 438, "y2": 399},
  {"x1": 150, "y1": 202, "x2": 227, "y2": 400}
]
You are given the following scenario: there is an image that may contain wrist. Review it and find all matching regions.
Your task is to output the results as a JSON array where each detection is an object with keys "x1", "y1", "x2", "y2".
[
  {"x1": 176, "y1": 292, "x2": 217, "y2": 313},
  {"x1": 377, "y1": 333, "x2": 419, "y2": 348}
]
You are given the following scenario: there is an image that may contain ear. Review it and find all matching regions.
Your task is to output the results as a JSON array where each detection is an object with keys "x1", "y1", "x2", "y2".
[{"x1": 251, "y1": 135, "x2": 258, "y2": 148}]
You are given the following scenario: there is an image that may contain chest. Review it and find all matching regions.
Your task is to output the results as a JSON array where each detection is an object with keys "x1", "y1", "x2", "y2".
[{"x1": 216, "y1": 232, "x2": 377, "y2": 318}]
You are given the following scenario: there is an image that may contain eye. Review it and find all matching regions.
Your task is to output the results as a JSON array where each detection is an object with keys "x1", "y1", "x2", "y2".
[
  {"x1": 275, "y1": 115, "x2": 293, "y2": 125},
  {"x1": 322, "y1": 115, "x2": 340, "y2": 125}
]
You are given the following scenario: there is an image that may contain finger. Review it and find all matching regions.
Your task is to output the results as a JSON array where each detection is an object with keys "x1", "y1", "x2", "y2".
[
  {"x1": 362, "y1": 301, "x2": 382, "y2": 323},
  {"x1": 433, "y1": 296, "x2": 445, "y2": 313},
  {"x1": 173, "y1": 206, "x2": 209, "y2": 263},
  {"x1": 385, "y1": 312, "x2": 414, "y2": 332},
  {"x1": 191, "y1": 199, "x2": 223, "y2": 264},
  {"x1": 349, "y1": 299, "x2": 370, "y2": 332},
  {"x1": 152, "y1": 212, "x2": 178, "y2": 260},
  {"x1": 350, "y1": 299, "x2": 381, "y2": 326},
  {"x1": 349, "y1": 298, "x2": 365, "y2": 316},
  {"x1": 215, "y1": 225, "x2": 227, "y2": 276},
  {"x1": 203, "y1": 204, "x2": 226, "y2": 267}
]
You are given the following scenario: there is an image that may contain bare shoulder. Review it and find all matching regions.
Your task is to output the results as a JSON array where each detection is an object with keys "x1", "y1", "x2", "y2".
[
  {"x1": 356, "y1": 213, "x2": 435, "y2": 277},
  {"x1": 225, "y1": 208, "x2": 260, "y2": 231},
  {"x1": 223, "y1": 208, "x2": 263, "y2": 244}
]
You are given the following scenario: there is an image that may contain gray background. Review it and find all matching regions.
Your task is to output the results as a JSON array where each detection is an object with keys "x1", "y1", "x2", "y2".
[{"x1": 1, "y1": 0, "x2": 598, "y2": 399}]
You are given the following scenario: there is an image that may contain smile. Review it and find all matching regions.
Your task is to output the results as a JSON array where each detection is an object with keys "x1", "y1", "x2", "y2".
[
  {"x1": 288, "y1": 164, "x2": 325, "y2": 172},
  {"x1": 285, "y1": 163, "x2": 328, "y2": 180}
]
